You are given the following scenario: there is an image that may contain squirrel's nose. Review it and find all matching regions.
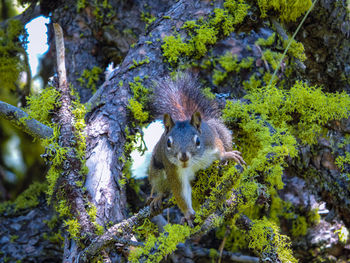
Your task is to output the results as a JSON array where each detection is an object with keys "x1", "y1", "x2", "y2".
[{"x1": 179, "y1": 152, "x2": 189, "y2": 162}]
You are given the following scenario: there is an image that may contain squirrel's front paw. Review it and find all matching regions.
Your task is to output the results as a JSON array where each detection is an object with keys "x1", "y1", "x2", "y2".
[
  {"x1": 224, "y1": 151, "x2": 246, "y2": 166},
  {"x1": 181, "y1": 210, "x2": 195, "y2": 227},
  {"x1": 149, "y1": 195, "x2": 163, "y2": 214}
]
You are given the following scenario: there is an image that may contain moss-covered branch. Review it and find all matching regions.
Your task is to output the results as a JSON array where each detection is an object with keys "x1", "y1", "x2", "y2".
[
  {"x1": 78, "y1": 200, "x2": 174, "y2": 262},
  {"x1": 0, "y1": 100, "x2": 53, "y2": 139},
  {"x1": 52, "y1": 23, "x2": 96, "y2": 256}
]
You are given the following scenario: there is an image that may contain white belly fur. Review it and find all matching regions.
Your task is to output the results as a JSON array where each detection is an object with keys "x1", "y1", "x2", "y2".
[{"x1": 177, "y1": 148, "x2": 219, "y2": 213}]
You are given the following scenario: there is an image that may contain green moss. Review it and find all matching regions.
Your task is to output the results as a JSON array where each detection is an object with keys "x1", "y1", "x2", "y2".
[
  {"x1": 248, "y1": 218, "x2": 297, "y2": 262},
  {"x1": 44, "y1": 214, "x2": 59, "y2": 230},
  {"x1": 162, "y1": 35, "x2": 188, "y2": 64},
  {"x1": 127, "y1": 77, "x2": 150, "y2": 124},
  {"x1": 335, "y1": 152, "x2": 350, "y2": 172},
  {"x1": 129, "y1": 224, "x2": 192, "y2": 263},
  {"x1": 87, "y1": 202, "x2": 104, "y2": 235},
  {"x1": 282, "y1": 38, "x2": 306, "y2": 62},
  {"x1": 141, "y1": 12, "x2": 156, "y2": 30},
  {"x1": 209, "y1": 248, "x2": 219, "y2": 259},
  {"x1": 213, "y1": 52, "x2": 254, "y2": 85},
  {"x1": 129, "y1": 57, "x2": 150, "y2": 69},
  {"x1": 0, "y1": 182, "x2": 47, "y2": 214},
  {"x1": 162, "y1": 0, "x2": 249, "y2": 65},
  {"x1": 256, "y1": 0, "x2": 312, "y2": 22},
  {"x1": 242, "y1": 82, "x2": 350, "y2": 145},
  {"x1": 77, "y1": 66, "x2": 103, "y2": 93},
  {"x1": 10, "y1": 235, "x2": 19, "y2": 242},
  {"x1": 291, "y1": 216, "x2": 307, "y2": 237},
  {"x1": 24, "y1": 86, "x2": 61, "y2": 126},
  {"x1": 255, "y1": 33, "x2": 276, "y2": 46},
  {"x1": 64, "y1": 218, "x2": 81, "y2": 240},
  {"x1": 335, "y1": 226, "x2": 349, "y2": 243},
  {"x1": 262, "y1": 49, "x2": 283, "y2": 70},
  {"x1": 202, "y1": 87, "x2": 216, "y2": 100},
  {"x1": 134, "y1": 218, "x2": 158, "y2": 239},
  {"x1": 43, "y1": 231, "x2": 64, "y2": 245},
  {"x1": 77, "y1": 0, "x2": 87, "y2": 12},
  {"x1": 77, "y1": 0, "x2": 113, "y2": 23},
  {"x1": 307, "y1": 208, "x2": 320, "y2": 226}
]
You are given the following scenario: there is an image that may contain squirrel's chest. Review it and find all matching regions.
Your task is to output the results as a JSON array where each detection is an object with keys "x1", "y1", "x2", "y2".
[
  {"x1": 176, "y1": 148, "x2": 220, "y2": 181},
  {"x1": 192, "y1": 147, "x2": 220, "y2": 172}
]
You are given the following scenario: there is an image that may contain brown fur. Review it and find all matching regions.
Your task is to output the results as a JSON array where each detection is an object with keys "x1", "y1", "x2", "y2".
[{"x1": 152, "y1": 72, "x2": 220, "y2": 121}]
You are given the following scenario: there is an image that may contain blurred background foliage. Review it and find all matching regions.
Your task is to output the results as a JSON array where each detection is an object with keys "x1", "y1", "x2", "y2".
[{"x1": 0, "y1": 0, "x2": 47, "y2": 202}]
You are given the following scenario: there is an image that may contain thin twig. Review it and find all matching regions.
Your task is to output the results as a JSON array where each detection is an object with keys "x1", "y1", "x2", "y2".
[
  {"x1": 0, "y1": 100, "x2": 53, "y2": 139},
  {"x1": 269, "y1": 0, "x2": 319, "y2": 86}
]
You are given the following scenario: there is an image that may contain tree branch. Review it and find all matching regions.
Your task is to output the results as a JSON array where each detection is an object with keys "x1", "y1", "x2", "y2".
[
  {"x1": 78, "y1": 201, "x2": 173, "y2": 262},
  {"x1": 52, "y1": 23, "x2": 96, "y2": 259},
  {"x1": 0, "y1": 100, "x2": 53, "y2": 139}
]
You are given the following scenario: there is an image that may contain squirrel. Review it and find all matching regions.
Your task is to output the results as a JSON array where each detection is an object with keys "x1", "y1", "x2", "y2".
[{"x1": 148, "y1": 72, "x2": 245, "y2": 226}]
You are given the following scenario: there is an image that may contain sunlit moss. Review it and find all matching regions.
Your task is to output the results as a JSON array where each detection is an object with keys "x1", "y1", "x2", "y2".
[
  {"x1": 25, "y1": 86, "x2": 61, "y2": 126},
  {"x1": 335, "y1": 226, "x2": 349, "y2": 243},
  {"x1": 127, "y1": 77, "x2": 150, "y2": 124},
  {"x1": 129, "y1": 224, "x2": 192, "y2": 263},
  {"x1": 64, "y1": 218, "x2": 81, "y2": 240},
  {"x1": 256, "y1": 0, "x2": 312, "y2": 22},
  {"x1": 162, "y1": 0, "x2": 249, "y2": 64},
  {"x1": 87, "y1": 202, "x2": 104, "y2": 235},
  {"x1": 255, "y1": 33, "x2": 276, "y2": 46},
  {"x1": 335, "y1": 152, "x2": 350, "y2": 172}
]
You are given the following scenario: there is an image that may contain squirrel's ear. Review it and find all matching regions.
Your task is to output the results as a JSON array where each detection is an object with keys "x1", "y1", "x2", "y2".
[
  {"x1": 191, "y1": 111, "x2": 202, "y2": 132},
  {"x1": 164, "y1": 114, "x2": 175, "y2": 133}
]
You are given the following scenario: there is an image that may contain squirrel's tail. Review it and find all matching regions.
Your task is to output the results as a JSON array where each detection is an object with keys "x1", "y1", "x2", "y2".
[{"x1": 153, "y1": 72, "x2": 220, "y2": 121}]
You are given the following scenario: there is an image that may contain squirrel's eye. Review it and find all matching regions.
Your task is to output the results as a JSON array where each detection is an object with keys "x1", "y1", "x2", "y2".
[
  {"x1": 167, "y1": 137, "x2": 172, "y2": 148},
  {"x1": 194, "y1": 135, "x2": 200, "y2": 147}
]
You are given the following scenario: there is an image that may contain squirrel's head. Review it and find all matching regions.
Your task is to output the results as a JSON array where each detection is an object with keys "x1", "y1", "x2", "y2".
[{"x1": 163, "y1": 112, "x2": 205, "y2": 168}]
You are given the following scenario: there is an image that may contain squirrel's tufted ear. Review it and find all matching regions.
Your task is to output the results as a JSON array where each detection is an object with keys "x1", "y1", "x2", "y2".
[
  {"x1": 190, "y1": 111, "x2": 202, "y2": 132},
  {"x1": 163, "y1": 113, "x2": 175, "y2": 133}
]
